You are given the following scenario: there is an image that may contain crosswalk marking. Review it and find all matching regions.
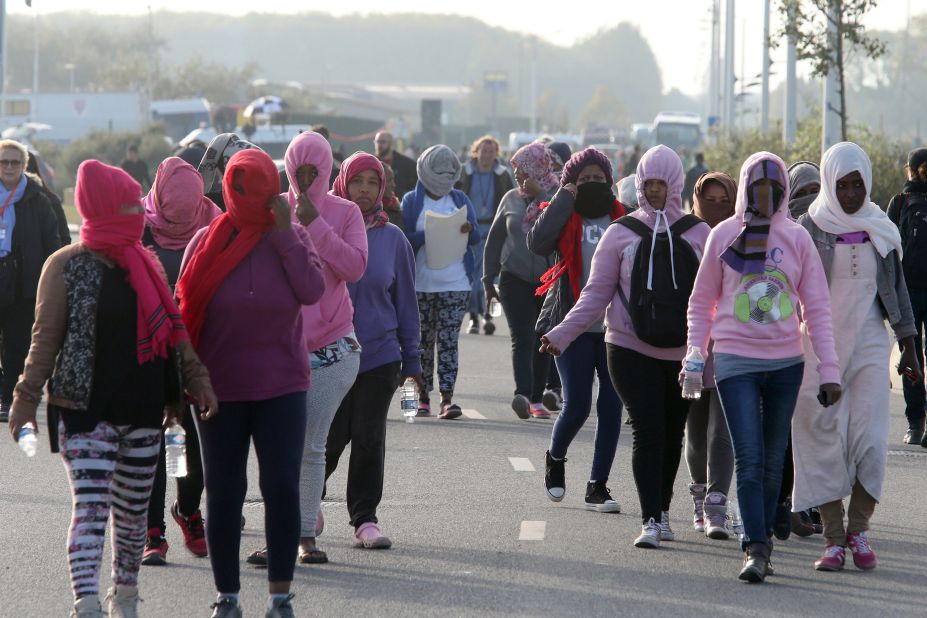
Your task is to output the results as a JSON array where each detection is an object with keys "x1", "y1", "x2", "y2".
[
  {"x1": 461, "y1": 408, "x2": 486, "y2": 419},
  {"x1": 508, "y1": 457, "x2": 535, "y2": 472},
  {"x1": 519, "y1": 520, "x2": 546, "y2": 541}
]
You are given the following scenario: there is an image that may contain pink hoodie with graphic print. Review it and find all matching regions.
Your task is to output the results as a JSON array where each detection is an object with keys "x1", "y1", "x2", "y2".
[
  {"x1": 284, "y1": 131, "x2": 369, "y2": 353},
  {"x1": 544, "y1": 145, "x2": 711, "y2": 361},
  {"x1": 686, "y1": 152, "x2": 840, "y2": 385}
]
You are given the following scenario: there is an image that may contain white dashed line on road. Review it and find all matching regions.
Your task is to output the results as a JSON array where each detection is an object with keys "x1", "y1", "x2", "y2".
[
  {"x1": 508, "y1": 457, "x2": 535, "y2": 472},
  {"x1": 461, "y1": 408, "x2": 486, "y2": 419},
  {"x1": 519, "y1": 520, "x2": 546, "y2": 541}
]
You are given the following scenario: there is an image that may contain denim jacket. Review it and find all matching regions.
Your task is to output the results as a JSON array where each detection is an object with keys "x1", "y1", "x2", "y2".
[{"x1": 798, "y1": 214, "x2": 917, "y2": 341}]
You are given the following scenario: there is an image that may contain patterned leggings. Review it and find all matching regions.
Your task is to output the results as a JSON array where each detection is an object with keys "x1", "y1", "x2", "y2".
[
  {"x1": 417, "y1": 291, "x2": 470, "y2": 396},
  {"x1": 60, "y1": 422, "x2": 161, "y2": 600}
]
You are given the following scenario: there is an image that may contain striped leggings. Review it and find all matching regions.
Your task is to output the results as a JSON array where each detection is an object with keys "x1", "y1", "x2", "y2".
[{"x1": 59, "y1": 421, "x2": 161, "y2": 600}]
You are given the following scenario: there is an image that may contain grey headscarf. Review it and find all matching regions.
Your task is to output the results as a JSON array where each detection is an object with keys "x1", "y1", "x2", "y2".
[
  {"x1": 616, "y1": 175, "x2": 638, "y2": 211},
  {"x1": 416, "y1": 145, "x2": 461, "y2": 197},
  {"x1": 787, "y1": 161, "x2": 820, "y2": 219},
  {"x1": 198, "y1": 133, "x2": 259, "y2": 196}
]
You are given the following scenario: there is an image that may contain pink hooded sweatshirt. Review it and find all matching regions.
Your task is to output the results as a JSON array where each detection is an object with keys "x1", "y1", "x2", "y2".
[
  {"x1": 686, "y1": 152, "x2": 840, "y2": 385},
  {"x1": 544, "y1": 145, "x2": 711, "y2": 361},
  {"x1": 284, "y1": 132, "x2": 368, "y2": 352}
]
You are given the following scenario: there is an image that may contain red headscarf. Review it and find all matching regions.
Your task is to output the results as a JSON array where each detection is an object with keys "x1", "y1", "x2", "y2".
[
  {"x1": 331, "y1": 151, "x2": 388, "y2": 229},
  {"x1": 143, "y1": 157, "x2": 222, "y2": 250},
  {"x1": 75, "y1": 160, "x2": 188, "y2": 363},
  {"x1": 176, "y1": 149, "x2": 278, "y2": 348}
]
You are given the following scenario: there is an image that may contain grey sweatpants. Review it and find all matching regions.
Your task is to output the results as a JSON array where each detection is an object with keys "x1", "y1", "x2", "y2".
[
  {"x1": 684, "y1": 388, "x2": 734, "y2": 496},
  {"x1": 300, "y1": 351, "x2": 361, "y2": 537}
]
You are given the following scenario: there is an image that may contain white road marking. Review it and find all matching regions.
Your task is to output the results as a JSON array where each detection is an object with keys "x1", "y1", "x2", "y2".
[
  {"x1": 519, "y1": 520, "x2": 546, "y2": 541},
  {"x1": 508, "y1": 457, "x2": 536, "y2": 472},
  {"x1": 461, "y1": 408, "x2": 486, "y2": 419}
]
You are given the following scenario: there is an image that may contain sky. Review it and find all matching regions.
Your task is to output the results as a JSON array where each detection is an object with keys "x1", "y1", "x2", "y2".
[{"x1": 11, "y1": 1, "x2": 926, "y2": 96}]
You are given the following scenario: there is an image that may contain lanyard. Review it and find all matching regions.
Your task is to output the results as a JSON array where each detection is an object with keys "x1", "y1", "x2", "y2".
[{"x1": 0, "y1": 187, "x2": 16, "y2": 219}]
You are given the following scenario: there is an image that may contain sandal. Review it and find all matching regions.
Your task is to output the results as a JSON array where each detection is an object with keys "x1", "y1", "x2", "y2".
[
  {"x1": 298, "y1": 546, "x2": 329, "y2": 564},
  {"x1": 438, "y1": 403, "x2": 462, "y2": 420},
  {"x1": 246, "y1": 547, "x2": 268, "y2": 567},
  {"x1": 416, "y1": 401, "x2": 431, "y2": 417}
]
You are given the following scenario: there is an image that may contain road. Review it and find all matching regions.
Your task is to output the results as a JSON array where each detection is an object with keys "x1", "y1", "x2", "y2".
[{"x1": 1, "y1": 318, "x2": 926, "y2": 617}]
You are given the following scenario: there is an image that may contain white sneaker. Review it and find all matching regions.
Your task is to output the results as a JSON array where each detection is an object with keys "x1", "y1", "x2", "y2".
[
  {"x1": 71, "y1": 596, "x2": 104, "y2": 618},
  {"x1": 634, "y1": 518, "x2": 661, "y2": 548},
  {"x1": 704, "y1": 492, "x2": 731, "y2": 540},
  {"x1": 104, "y1": 586, "x2": 139, "y2": 618},
  {"x1": 658, "y1": 511, "x2": 675, "y2": 541}
]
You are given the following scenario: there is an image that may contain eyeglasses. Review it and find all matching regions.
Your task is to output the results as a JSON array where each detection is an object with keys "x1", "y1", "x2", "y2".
[{"x1": 0, "y1": 159, "x2": 23, "y2": 168}]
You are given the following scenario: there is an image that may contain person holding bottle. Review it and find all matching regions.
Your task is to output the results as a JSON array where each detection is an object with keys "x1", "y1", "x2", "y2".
[
  {"x1": 322, "y1": 151, "x2": 422, "y2": 549},
  {"x1": 177, "y1": 148, "x2": 324, "y2": 617},
  {"x1": 140, "y1": 156, "x2": 222, "y2": 566},
  {"x1": 684, "y1": 171, "x2": 737, "y2": 539},
  {"x1": 529, "y1": 147, "x2": 628, "y2": 514},
  {"x1": 483, "y1": 142, "x2": 558, "y2": 420},
  {"x1": 793, "y1": 142, "x2": 920, "y2": 572},
  {"x1": 8, "y1": 160, "x2": 216, "y2": 618},
  {"x1": 686, "y1": 151, "x2": 841, "y2": 583}
]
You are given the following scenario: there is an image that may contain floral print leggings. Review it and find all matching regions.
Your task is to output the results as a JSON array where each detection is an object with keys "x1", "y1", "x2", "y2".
[
  {"x1": 59, "y1": 422, "x2": 161, "y2": 600},
  {"x1": 417, "y1": 291, "x2": 470, "y2": 397}
]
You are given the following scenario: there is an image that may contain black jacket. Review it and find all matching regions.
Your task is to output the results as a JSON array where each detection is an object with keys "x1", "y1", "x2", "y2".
[
  {"x1": 12, "y1": 177, "x2": 63, "y2": 299},
  {"x1": 383, "y1": 151, "x2": 418, "y2": 200}
]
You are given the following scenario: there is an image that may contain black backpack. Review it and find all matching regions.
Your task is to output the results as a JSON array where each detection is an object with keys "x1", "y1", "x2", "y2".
[
  {"x1": 889, "y1": 192, "x2": 927, "y2": 285},
  {"x1": 615, "y1": 214, "x2": 703, "y2": 348}
]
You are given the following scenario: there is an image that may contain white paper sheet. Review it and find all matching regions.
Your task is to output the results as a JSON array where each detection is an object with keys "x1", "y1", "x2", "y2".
[{"x1": 424, "y1": 206, "x2": 468, "y2": 270}]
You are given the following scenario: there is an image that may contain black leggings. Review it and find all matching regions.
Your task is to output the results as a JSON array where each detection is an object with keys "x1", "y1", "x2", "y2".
[
  {"x1": 325, "y1": 361, "x2": 401, "y2": 528},
  {"x1": 195, "y1": 391, "x2": 307, "y2": 592},
  {"x1": 498, "y1": 272, "x2": 550, "y2": 403},
  {"x1": 148, "y1": 407, "x2": 204, "y2": 531},
  {"x1": 607, "y1": 345, "x2": 689, "y2": 523},
  {"x1": 0, "y1": 296, "x2": 35, "y2": 405}
]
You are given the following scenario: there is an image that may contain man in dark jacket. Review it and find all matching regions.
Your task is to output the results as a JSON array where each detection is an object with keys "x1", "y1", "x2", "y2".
[
  {"x1": 456, "y1": 135, "x2": 515, "y2": 334},
  {"x1": 887, "y1": 147, "x2": 927, "y2": 446},
  {"x1": 375, "y1": 132, "x2": 418, "y2": 199},
  {"x1": 682, "y1": 152, "x2": 710, "y2": 209},
  {"x1": 120, "y1": 144, "x2": 152, "y2": 193},
  {"x1": 0, "y1": 139, "x2": 62, "y2": 421}
]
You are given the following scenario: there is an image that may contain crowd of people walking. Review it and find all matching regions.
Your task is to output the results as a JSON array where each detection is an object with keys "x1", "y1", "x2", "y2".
[{"x1": 3, "y1": 124, "x2": 927, "y2": 615}]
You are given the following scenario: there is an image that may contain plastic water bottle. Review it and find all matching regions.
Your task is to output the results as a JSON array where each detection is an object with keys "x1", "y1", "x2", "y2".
[
  {"x1": 18, "y1": 422, "x2": 37, "y2": 458},
  {"x1": 400, "y1": 379, "x2": 418, "y2": 424},
  {"x1": 164, "y1": 422, "x2": 188, "y2": 478},
  {"x1": 681, "y1": 348, "x2": 705, "y2": 400},
  {"x1": 488, "y1": 297, "x2": 503, "y2": 318},
  {"x1": 730, "y1": 495, "x2": 745, "y2": 541}
]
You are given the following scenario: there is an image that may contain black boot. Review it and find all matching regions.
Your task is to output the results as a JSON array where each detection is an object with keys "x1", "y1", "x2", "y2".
[
  {"x1": 738, "y1": 542, "x2": 770, "y2": 583},
  {"x1": 773, "y1": 499, "x2": 792, "y2": 540}
]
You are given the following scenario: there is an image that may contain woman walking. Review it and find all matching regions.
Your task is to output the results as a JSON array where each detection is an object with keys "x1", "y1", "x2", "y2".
[
  {"x1": 793, "y1": 142, "x2": 920, "y2": 572},
  {"x1": 483, "y1": 142, "x2": 558, "y2": 419},
  {"x1": 177, "y1": 148, "x2": 324, "y2": 617},
  {"x1": 324, "y1": 151, "x2": 422, "y2": 548},
  {"x1": 9, "y1": 160, "x2": 216, "y2": 618},
  {"x1": 684, "y1": 172, "x2": 737, "y2": 538},
  {"x1": 141, "y1": 156, "x2": 222, "y2": 565},
  {"x1": 402, "y1": 145, "x2": 479, "y2": 419},
  {"x1": 687, "y1": 151, "x2": 841, "y2": 583},
  {"x1": 529, "y1": 147, "x2": 627, "y2": 513}
]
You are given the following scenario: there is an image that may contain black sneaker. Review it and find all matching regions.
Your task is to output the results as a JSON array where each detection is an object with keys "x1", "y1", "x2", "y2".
[
  {"x1": 584, "y1": 481, "x2": 620, "y2": 513},
  {"x1": 773, "y1": 500, "x2": 792, "y2": 540},
  {"x1": 482, "y1": 315, "x2": 496, "y2": 335},
  {"x1": 904, "y1": 418, "x2": 925, "y2": 444},
  {"x1": 545, "y1": 451, "x2": 565, "y2": 502}
]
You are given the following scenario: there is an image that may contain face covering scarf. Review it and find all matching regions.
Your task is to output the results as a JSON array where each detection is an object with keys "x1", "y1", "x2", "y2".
[
  {"x1": 574, "y1": 181, "x2": 615, "y2": 219},
  {"x1": 721, "y1": 160, "x2": 785, "y2": 274}
]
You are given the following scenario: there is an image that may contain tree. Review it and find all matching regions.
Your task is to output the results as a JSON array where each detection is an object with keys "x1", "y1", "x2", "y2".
[
  {"x1": 773, "y1": 0, "x2": 886, "y2": 140},
  {"x1": 580, "y1": 86, "x2": 630, "y2": 130}
]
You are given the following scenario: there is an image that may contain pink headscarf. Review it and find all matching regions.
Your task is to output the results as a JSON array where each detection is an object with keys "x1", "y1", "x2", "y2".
[
  {"x1": 331, "y1": 151, "x2": 388, "y2": 229},
  {"x1": 77, "y1": 160, "x2": 187, "y2": 363},
  {"x1": 512, "y1": 142, "x2": 559, "y2": 233},
  {"x1": 143, "y1": 157, "x2": 221, "y2": 250}
]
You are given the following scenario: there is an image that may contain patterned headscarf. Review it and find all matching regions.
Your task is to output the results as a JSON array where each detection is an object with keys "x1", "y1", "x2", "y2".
[
  {"x1": 512, "y1": 142, "x2": 560, "y2": 233},
  {"x1": 198, "y1": 133, "x2": 258, "y2": 197}
]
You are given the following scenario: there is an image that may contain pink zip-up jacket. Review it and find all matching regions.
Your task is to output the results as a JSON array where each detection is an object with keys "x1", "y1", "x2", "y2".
[
  {"x1": 544, "y1": 145, "x2": 711, "y2": 361},
  {"x1": 284, "y1": 131, "x2": 369, "y2": 353},
  {"x1": 686, "y1": 152, "x2": 840, "y2": 385}
]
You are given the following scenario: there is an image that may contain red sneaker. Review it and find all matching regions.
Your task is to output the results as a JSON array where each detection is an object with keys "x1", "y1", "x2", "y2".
[
  {"x1": 847, "y1": 532, "x2": 877, "y2": 570},
  {"x1": 813, "y1": 544, "x2": 846, "y2": 571},
  {"x1": 141, "y1": 528, "x2": 168, "y2": 566},
  {"x1": 170, "y1": 502, "x2": 208, "y2": 557},
  {"x1": 528, "y1": 404, "x2": 551, "y2": 419}
]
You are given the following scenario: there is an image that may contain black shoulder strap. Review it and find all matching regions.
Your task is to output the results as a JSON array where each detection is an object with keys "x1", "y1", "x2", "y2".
[
  {"x1": 614, "y1": 215, "x2": 653, "y2": 238},
  {"x1": 670, "y1": 214, "x2": 703, "y2": 236}
]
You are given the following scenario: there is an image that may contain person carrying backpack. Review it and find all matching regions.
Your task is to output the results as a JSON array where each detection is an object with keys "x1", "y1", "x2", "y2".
[
  {"x1": 887, "y1": 147, "x2": 927, "y2": 446},
  {"x1": 540, "y1": 145, "x2": 710, "y2": 548}
]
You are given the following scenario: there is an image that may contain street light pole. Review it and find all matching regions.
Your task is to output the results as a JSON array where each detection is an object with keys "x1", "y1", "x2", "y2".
[
  {"x1": 761, "y1": 0, "x2": 770, "y2": 134},
  {"x1": 723, "y1": 0, "x2": 735, "y2": 132},
  {"x1": 783, "y1": 1, "x2": 797, "y2": 145}
]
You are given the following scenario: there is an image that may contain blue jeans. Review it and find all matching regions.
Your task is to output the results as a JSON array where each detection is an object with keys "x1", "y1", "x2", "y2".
[
  {"x1": 549, "y1": 332, "x2": 623, "y2": 482},
  {"x1": 716, "y1": 362, "x2": 804, "y2": 547},
  {"x1": 469, "y1": 223, "x2": 492, "y2": 315},
  {"x1": 902, "y1": 288, "x2": 927, "y2": 426}
]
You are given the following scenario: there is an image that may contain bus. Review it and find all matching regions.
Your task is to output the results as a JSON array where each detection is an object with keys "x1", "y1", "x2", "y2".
[{"x1": 651, "y1": 112, "x2": 702, "y2": 151}]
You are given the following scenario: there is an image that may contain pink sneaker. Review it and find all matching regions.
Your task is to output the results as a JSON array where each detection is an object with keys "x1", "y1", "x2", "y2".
[
  {"x1": 814, "y1": 544, "x2": 846, "y2": 571},
  {"x1": 847, "y1": 532, "x2": 877, "y2": 570},
  {"x1": 353, "y1": 522, "x2": 392, "y2": 549},
  {"x1": 528, "y1": 404, "x2": 550, "y2": 419}
]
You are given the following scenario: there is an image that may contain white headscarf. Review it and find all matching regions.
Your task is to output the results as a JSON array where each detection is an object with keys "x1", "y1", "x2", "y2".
[{"x1": 808, "y1": 141, "x2": 902, "y2": 259}]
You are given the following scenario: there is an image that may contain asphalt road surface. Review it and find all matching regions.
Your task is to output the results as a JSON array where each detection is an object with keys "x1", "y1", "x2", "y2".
[{"x1": 2, "y1": 318, "x2": 926, "y2": 617}]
